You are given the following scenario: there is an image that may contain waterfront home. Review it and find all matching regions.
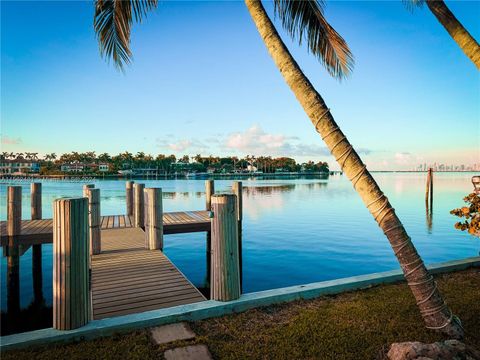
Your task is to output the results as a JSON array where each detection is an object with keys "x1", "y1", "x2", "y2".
[
  {"x1": 0, "y1": 158, "x2": 40, "y2": 174},
  {"x1": 98, "y1": 163, "x2": 110, "y2": 172},
  {"x1": 60, "y1": 162, "x2": 98, "y2": 173}
]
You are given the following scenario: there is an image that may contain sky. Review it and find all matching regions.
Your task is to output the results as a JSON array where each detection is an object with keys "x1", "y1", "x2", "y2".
[{"x1": 1, "y1": 0, "x2": 479, "y2": 170}]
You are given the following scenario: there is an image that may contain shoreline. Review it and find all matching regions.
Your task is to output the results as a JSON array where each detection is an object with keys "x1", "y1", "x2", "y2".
[{"x1": 0, "y1": 170, "x2": 477, "y2": 182}]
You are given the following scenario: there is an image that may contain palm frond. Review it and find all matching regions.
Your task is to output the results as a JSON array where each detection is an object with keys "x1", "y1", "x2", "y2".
[
  {"x1": 273, "y1": 0, "x2": 354, "y2": 80},
  {"x1": 94, "y1": 0, "x2": 158, "y2": 70},
  {"x1": 403, "y1": 0, "x2": 425, "y2": 12}
]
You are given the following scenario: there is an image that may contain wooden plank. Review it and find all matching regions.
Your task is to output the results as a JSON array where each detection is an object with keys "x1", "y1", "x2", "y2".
[
  {"x1": 119, "y1": 215, "x2": 125, "y2": 228},
  {"x1": 92, "y1": 280, "x2": 193, "y2": 300},
  {"x1": 113, "y1": 215, "x2": 119, "y2": 229}
]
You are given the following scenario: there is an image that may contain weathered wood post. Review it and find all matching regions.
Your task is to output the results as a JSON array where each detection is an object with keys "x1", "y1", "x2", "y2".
[
  {"x1": 133, "y1": 183, "x2": 145, "y2": 227},
  {"x1": 31, "y1": 182, "x2": 42, "y2": 220},
  {"x1": 232, "y1": 181, "x2": 243, "y2": 291},
  {"x1": 82, "y1": 184, "x2": 95, "y2": 198},
  {"x1": 205, "y1": 180, "x2": 215, "y2": 287},
  {"x1": 425, "y1": 168, "x2": 433, "y2": 211},
  {"x1": 31, "y1": 182, "x2": 44, "y2": 304},
  {"x1": 205, "y1": 180, "x2": 214, "y2": 211},
  {"x1": 425, "y1": 169, "x2": 430, "y2": 209},
  {"x1": 53, "y1": 198, "x2": 90, "y2": 330},
  {"x1": 126, "y1": 180, "x2": 134, "y2": 216},
  {"x1": 7, "y1": 186, "x2": 22, "y2": 236},
  {"x1": 144, "y1": 188, "x2": 163, "y2": 250},
  {"x1": 86, "y1": 188, "x2": 101, "y2": 255},
  {"x1": 6, "y1": 187, "x2": 21, "y2": 318},
  {"x1": 211, "y1": 194, "x2": 241, "y2": 301},
  {"x1": 429, "y1": 168, "x2": 433, "y2": 210}
]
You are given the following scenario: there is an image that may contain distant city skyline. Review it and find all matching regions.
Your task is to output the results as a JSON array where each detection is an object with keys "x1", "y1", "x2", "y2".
[
  {"x1": 1, "y1": 1, "x2": 479, "y2": 171},
  {"x1": 415, "y1": 162, "x2": 480, "y2": 172}
]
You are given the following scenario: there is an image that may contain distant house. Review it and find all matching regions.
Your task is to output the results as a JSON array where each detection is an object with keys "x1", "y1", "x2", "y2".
[
  {"x1": 60, "y1": 163, "x2": 98, "y2": 173},
  {"x1": 98, "y1": 163, "x2": 110, "y2": 172},
  {"x1": 0, "y1": 158, "x2": 40, "y2": 174}
]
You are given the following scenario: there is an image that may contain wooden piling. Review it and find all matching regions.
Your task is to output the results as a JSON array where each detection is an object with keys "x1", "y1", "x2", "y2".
[
  {"x1": 126, "y1": 181, "x2": 134, "y2": 216},
  {"x1": 429, "y1": 168, "x2": 433, "y2": 209},
  {"x1": 205, "y1": 180, "x2": 215, "y2": 288},
  {"x1": 53, "y1": 198, "x2": 90, "y2": 330},
  {"x1": 31, "y1": 183, "x2": 42, "y2": 220},
  {"x1": 425, "y1": 168, "x2": 433, "y2": 211},
  {"x1": 232, "y1": 181, "x2": 243, "y2": 291},
  {"x1": 31, "y1": 182, "x2": 44, "y2": 304},
  {"x1": 87, "y1": 188, "x2": 101, "y2": 255},
  {"x1": 144, "y1": 188, "x2": 163, "y2": 250},
  {"x1": 82, "y1": 184, "x2": 95, "y2": 198},
  {"x1": 425, "y1": 170, "x2": 430, "y2": 208},
  {"x1": 205, "y1": 180, "x2": 214, "y2": 211},
  {"x1": 133, "y1": 183, "x2": 145, "y2": 228},
  {"x1": 7, "y1": 186, "x2": 22, "y2": 236},
  {"x1": 211, "y1": 194, "x2": 240, "y2": 301}
]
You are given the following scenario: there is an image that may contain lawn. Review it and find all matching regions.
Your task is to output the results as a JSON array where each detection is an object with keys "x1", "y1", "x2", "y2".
[{"x1": 2, "y1": 268, "x2": 479, "y2": 360}]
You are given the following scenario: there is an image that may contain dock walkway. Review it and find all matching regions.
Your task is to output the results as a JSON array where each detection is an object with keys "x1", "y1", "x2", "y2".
[{"x1": 92, "y1": 227, "x2": 205, "y2": 319}]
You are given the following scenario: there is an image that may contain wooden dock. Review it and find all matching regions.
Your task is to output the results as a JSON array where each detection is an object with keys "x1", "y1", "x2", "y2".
[
  {"x1": 0, "y1": 211, "x2": 210, "y2": 245},
  {"x1": 1, "y1": 211, "x2": 210, "y2": 319},
  {"x1": 2, "y1": 180, "x2": 242, "y2": 327},
  {"x1": 92, "y1": 227, "x2": 205, "y2": 319}
]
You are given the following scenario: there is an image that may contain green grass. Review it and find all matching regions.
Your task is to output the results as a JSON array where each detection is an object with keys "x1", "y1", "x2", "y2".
[{"x1": 2, "y1": 269, "x2": 479, "y2": 360}]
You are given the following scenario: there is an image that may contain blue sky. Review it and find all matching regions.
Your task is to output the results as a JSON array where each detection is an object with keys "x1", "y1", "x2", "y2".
[{"x1": 1, "y1": 0, "x2": 479, "y2": 170}]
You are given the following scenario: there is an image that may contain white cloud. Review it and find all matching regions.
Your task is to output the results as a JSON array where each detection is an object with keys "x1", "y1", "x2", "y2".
[
  {"x1": 169, "y1": 140, "x2": 192, "y2": 152},
  {"x1": 156, "y1": 137, "x2": 209, "y2": 154},
  {"x1": 1, "y1": 135, "x2": 22, "y2": 145},
  {"x1": 224, "y1": 124, "x2": 332, "y2": 157},
  {"x1": 154, "y1": 124, "x2": 375, "y2": 160},
  {"x1": 394, "y1": 151, "x2": 413, "y2": 165}
]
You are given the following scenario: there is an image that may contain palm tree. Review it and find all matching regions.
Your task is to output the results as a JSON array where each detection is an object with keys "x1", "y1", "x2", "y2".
[
  {"x1": 407, "y1": 0, "x2": 479, "y2": 68},
  {"x1": 48, "y1": 153, "x2": 57, "y2": 162},
  {"x1": 93, "y1": 0, "x2": 463, "y2": 337},
  {"x1": 98, "y1": 152, "x2": 112, "y2": 163}
]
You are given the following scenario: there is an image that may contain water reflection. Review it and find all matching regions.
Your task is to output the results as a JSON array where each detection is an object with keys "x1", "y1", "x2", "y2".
[
  {"x1": 1, "y1": 240, "x2": 51, "y2": 336},
  {"x1": 6, "y1": 243, "x2": 20, "y2": 315},
  {"x1": 243, "y1": 182, "x2": 327, "y2": 196},
  {"x1": 426, "y1": 209, "x2": 433, "y2": 233}
]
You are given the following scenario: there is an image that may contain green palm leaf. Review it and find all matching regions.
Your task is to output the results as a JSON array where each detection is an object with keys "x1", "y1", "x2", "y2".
[
  {"x1": 93, "y1": 0, "x2": 353, "y2": 79},
  {"x1": 94, "y1": 0, "x2": 158, "y2": 70},
  {"x1": 273, "y1": 0, "x2": 354, "y2": 79}
]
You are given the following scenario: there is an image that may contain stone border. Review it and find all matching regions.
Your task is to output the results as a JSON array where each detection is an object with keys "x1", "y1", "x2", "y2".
[{"x1": 1, "y1": 256, "x2": 479, "y2": 351}]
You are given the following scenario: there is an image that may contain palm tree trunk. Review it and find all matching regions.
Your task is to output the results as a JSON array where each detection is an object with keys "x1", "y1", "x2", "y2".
[
  {"x1": 244, "y1": 0, "x2": 463, "y2": 338},
  {"x1": 426, "y1": 0, "x2": 480, "y2": 69}
]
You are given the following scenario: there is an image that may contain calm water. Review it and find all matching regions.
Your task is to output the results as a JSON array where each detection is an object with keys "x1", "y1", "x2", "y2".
[{"x1": 1, "y1": 173, "x2": 479, "y2": 334}]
